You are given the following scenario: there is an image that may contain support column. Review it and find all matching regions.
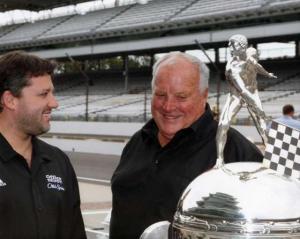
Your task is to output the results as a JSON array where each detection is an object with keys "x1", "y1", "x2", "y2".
[
  {"x1": 122, "y1": 54, "x2": 129, "y2": 92},
  {"x1": 215, "y1": 48, "x2": 219, "y2": 64}
]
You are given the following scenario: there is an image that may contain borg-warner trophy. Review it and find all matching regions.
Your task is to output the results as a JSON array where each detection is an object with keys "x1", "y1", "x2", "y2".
[{"x1": 140, "y1": 35, "x2": 300, "y2": 239}]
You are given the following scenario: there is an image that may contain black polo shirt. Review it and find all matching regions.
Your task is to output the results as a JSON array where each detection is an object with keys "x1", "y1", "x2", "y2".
[
  {"x1": 110, "y1": 104, "x2": 263, "y2": 239},
  {"x1": 0, "y1": 134, "x2": 86, "y2": 239}
]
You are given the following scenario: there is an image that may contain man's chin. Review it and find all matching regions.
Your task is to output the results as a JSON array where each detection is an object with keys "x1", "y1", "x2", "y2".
[
  {"x1": 43, "y1": 125, "x2": 50, "y2": 133},
  {"x1": 35, "y1": 125, "x2": 50, "y2": 136},
  {"x1": 160, "y1": 127, "x2": 181, "y2": 138}
]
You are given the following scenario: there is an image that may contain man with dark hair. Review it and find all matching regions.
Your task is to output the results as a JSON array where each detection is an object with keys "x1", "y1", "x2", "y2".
[
  {"x1": 283, "y1": 104, "x2": 295, "y2": 115},
  {"x1": 275, "y1": 104, "x2": 300, "y2": 130},
  {"x1": 0, "y1": 51, "x2": 86, "y2": 239},
  {"x1": 110, "y1": 52, "x2": 263, "y2": 239}
]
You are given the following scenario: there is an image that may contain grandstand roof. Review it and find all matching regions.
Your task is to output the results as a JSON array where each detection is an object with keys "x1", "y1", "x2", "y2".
[{"x1": 0, "y1": 0, "x2": 88, "y2": 11}]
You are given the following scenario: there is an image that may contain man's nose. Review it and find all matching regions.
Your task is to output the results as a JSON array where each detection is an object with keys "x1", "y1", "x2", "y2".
[
  {"x1": 162, "y1": 98, "x2": 176, "y2": 111},
  {"x1": 49, "y1": 94, "x2": 59, "y2": 109}
]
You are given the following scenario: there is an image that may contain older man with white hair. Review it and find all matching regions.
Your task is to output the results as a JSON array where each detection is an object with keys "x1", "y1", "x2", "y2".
[{"x1": 110, "y1": 52, "x2": 262, "y2": 239}]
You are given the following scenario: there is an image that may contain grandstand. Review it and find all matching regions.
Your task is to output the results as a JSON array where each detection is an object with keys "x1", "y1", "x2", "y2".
[
  {"x1": 50, "y1": 57, "x2": 300, "y2": 122},
  {"x1": 0, "y1": 0, "x2": 299, "y2": 51},
  {"x1": 0, "y1": 0, "x2": 299, "y2": 123}
]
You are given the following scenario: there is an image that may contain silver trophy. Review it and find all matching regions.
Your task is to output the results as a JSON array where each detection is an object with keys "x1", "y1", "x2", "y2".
[
  {"x1": 171, "y1": 161, "x2": 300, "y2": 238},
  {"x1": 216, "y1": 34, "x2": 277, "y2": 167},
  {"x1": 140, "y1": 35, "x2": 300, "y2": 239}
]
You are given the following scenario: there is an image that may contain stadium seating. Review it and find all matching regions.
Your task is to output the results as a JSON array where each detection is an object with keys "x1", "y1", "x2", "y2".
[
  {"x1": 0, "y1": 0, "x2": 299, "y2": 48},
  {"x1": 99, "y1": 0, "x2": 192, "y2": 30},
  {"x1": 0, "y1": 16, "x2": 71, "y2": 44},
  {"x1": 0, "y1": 0, "x2": 299, "y2": 122},
  {"x1": 40, "y1": 6, "x2": 129, "y2": 39},
  {"x1": 51, "y1": 68, "x2": 300, "y2": 122},
  {"x1": 171, "y1": 0, "x2": 260, "y2": 22}
]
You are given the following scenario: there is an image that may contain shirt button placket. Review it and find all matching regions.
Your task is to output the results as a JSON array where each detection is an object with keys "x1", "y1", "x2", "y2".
[
  {"x1": 32, "y1": 181, "x2": 42, "y2": 211},
  {"x1": 31, "y1": 178, "x2": 42, "y2": 238}
]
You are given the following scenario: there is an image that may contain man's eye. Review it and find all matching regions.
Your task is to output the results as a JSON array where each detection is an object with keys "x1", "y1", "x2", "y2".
[
  {"x1": 40, "y1": 92, "x2": 48, "y2": 97},
  {"x1": 177, "y1": 95, "x2": 187, "y2": 100}
]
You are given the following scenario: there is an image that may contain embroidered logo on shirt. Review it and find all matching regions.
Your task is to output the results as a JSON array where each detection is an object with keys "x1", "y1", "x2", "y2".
[
  {"x1": 0, "y1": 179, "x2": 7, "y2": 187},
  {"x1": 45, "y1": 174, "x2": 65, "y2": 191}
]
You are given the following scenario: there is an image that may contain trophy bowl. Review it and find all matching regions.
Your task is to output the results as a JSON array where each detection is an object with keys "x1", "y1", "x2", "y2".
[{"x1": 172, "y1": 162, "x2": 300, "y2": 239}]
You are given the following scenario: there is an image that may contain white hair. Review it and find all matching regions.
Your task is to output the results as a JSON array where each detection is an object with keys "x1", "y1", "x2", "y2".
[{"x1": 151, "y1": 52, "x2": 209, "y2": 94}]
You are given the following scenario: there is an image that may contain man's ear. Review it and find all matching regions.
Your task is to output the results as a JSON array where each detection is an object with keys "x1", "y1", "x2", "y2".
[
  {"x1": 1, "y1": 90, "x2": 17, "y2": 110},
  {"x1": 202, "y1": 88, "x2": 208, "y2": 99},
  {"x1": 203, "y1": 88, "x2": 208, "y2": 98},
  {"x1": 201, "y1": 88, "x2": 209, "y2": 108}
]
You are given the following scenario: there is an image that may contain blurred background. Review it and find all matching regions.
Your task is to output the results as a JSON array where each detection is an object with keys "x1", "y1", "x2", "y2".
[{"x1": 0, "y1": 0, "x2": 299, "y2": 237}]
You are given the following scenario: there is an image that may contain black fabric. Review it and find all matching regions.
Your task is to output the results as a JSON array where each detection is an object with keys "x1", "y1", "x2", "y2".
[
  {"x1": 110, "y1": 104, "x2": 263, "y2": 239},
  {"x1": 0, "y1": 134, "x2": 86, "y2": 239}
]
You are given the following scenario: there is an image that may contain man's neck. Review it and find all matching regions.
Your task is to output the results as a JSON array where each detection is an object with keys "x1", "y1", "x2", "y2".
[
  {"x1": 158, "y1": 132, "x2": 171, "y2": 147},
  {"x1": 283, "y1": 114, "x2": 293, "y2": 119}
]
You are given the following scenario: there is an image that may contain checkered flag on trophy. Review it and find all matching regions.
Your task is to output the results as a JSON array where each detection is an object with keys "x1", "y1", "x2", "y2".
[{"x1": 263, "y1": 121, "x2": 300, "y2": 179}]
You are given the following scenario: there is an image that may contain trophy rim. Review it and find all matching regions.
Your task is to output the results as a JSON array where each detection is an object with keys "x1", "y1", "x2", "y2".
[{"x1": 173, "y1": 162, "x2": 300, "y2": 235}]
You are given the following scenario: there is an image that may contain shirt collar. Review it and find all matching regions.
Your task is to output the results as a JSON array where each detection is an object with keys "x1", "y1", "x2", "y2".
[
  {"x1": 189, "y1": 104, "x2": 214, "y2": 135},
  {"x1": 0, "y1": 133, "x2": 19, "y2": 163},
  {"x1": 141, "y1": 118, "x2": 159, "y2": 142},
  {"x1": 0, "y1": 134, "x2": 51, "y2": 163},
  {"x1": 32, "y1": 137, "x2": 52, "y2": 162}
]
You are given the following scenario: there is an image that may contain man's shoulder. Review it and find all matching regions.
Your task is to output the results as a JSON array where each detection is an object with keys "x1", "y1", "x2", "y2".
[
  {"x1": 226, "y1": 126, "x2": 260, "y2": 149},
  {"x1": 274, "y1": 117, "x2": 300, "y2": 130},
  {"x1": 287, "y1": 119, "x2": 300, "y2": 130},
  {"x1": 227, "y1": 126, "x2": 246, "y2": 139},
  {"x1": 34, "y1": 138, "x2": 74, "y2": 174},
  {"x1": 125, "y1": 129, "x2": 144, "y2": 148},
  {"x1": 35, "y1": 137, "x2": 56, "y2": 149},
  {"x1": 225, "y1": 126, "x2": 263, "y2": 162},
  {"x1": 35, "y1": 137, "x2": 67, "y2": 158},
  {"x1": 129, "y1": 120, "x2": 156, "y2": 142}
]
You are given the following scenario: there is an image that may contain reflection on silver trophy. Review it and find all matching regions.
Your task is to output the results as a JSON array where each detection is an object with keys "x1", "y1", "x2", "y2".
[{"x1": 140, "y1": 34, "x2": 300, "y2": 239}]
